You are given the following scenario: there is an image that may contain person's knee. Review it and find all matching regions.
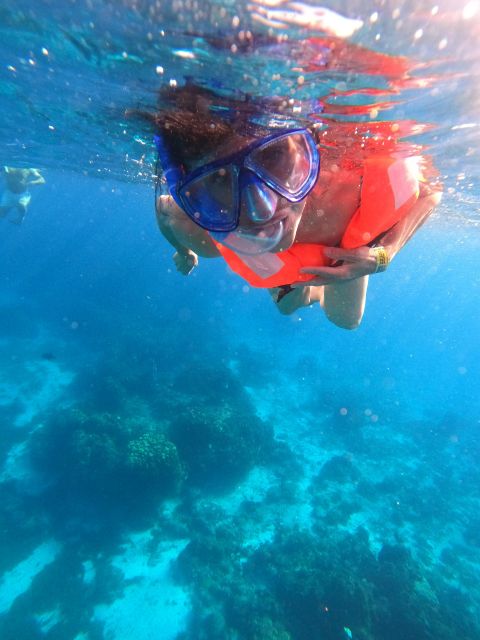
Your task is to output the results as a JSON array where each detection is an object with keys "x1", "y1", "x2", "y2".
[
  {"x1": 325, "y1": 308, "x2": 363, "y2": 330},
  {"x1": 323, "y1": 278, "x2": 367, "y2": 330},
  {"x1": 272, "y1": 293, "x2": 296, "y2": 315},
  {"x1": 276, "y1": 302, "x2": 295, "y2": 316}
]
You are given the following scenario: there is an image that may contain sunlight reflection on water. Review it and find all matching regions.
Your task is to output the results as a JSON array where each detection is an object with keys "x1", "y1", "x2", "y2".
[{"x1": 0, "y1": 0, "x2": 478, "y2": 220}]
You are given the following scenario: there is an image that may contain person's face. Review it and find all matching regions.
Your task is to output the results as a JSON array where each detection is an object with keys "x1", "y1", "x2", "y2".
[
  {"x1": 184, "y1": 132, "x2": 310, "y2": 254},
  {"x1": 237, "y1": 182, "x2": 306, "y2": 253}
]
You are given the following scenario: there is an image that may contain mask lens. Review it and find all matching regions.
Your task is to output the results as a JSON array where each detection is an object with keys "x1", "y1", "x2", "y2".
[
  {"x1": 249, "y1": 133, "x2": 315, "y2": 195},
  {"x1": 241, "y1": 177, "x2": 279, "y2": 222},
  {"x1": 180, "y1": 166, "x2": 237, "y2": 230}
]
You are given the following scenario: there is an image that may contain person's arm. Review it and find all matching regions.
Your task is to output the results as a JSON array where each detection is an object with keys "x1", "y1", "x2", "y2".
[
  {"x1": 292, "y1": 181, "x2": 442, "y2": 286},
  {"x1": 27, "y1": 169, "x2": 46, "y2": 186},
  {"x1": 156, "y1": 195, "x2": 220, "y2": 275},
  {"x1": 157, "y1": 211, "x2": 199, "y2": 275},
  {"x1": 379, "y1": 182, "x2": 442, "y2": 260},
  {"x1": 248, "y1": 2, "x2": 364, "y2": 38}
]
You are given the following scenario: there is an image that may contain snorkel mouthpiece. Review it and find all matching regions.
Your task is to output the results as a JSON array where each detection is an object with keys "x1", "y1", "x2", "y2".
[{"x1": 212, "y1": 218, "x2": 285, "y2": 256}]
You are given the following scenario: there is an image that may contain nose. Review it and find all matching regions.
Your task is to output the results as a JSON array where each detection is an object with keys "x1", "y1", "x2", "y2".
[{"x1": 241, "y1": 176, "x2": 278, "y2": 223}]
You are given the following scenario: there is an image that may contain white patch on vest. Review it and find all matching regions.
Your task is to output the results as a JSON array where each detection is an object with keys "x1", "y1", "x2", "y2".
[
  {"x1": 241, "y1": 252, "x2": 284, "y2": 278},
  {"x1": 387, "y1": 156, "x2": 420, "y2": 210}
]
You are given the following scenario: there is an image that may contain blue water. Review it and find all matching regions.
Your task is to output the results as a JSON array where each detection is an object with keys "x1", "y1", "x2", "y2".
[{"x1": 1, "y1": 1, "x2": 480, "y2": 639}]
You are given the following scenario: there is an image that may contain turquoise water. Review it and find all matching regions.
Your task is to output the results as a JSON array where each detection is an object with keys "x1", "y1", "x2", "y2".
[{"x1": 1, "y1": 2, "x2": 480, "y2": 639}]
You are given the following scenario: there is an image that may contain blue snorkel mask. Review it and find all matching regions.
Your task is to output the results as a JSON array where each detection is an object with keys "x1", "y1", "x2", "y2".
[{"x1": 154, "y1": 127, "x2": 320, "y2": 253}]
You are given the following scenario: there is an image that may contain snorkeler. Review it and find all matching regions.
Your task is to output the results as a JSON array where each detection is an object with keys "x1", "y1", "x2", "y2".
[
  {"x1": 0, "y1": 166, "x2": 45, "y2": 225},
  {"x1": 146, "y1": 78, "x2": 441, "y2": 330}
]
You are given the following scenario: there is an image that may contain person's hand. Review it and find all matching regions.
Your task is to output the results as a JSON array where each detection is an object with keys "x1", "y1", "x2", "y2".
[
  {"x1": 248, "y1": 1, "x2": 364, "y2": 38},
  {"x1": 292, "y1": 246, "x2": 380, "y2": 287},
  {"x1": 173, "y1": 249, "x2": 198, "y2": 275}
]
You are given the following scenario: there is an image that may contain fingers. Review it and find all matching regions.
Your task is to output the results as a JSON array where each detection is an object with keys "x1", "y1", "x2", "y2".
[
  {"x1": 255, "y1": 8, "x2": 305, "y2": 23},
  {"x1": 300, "y1": 266, "x2": 349, "y2": 276},
  {"x1": 324, "y1": 247, "x2": 379, "y2": 269},
  {"x1": 285, "y1": 5, "x2": 364, "y2": 37},
  {"x1": 250, "y1": 12, "x2": 288, "y2": 28},
  {"x1": 173, "y1": 251, "x2": 198, "y2": 276},
  {"x1": 323, "y1": 247, "x2": 362, "y2": 263},
  {"x1": 248, "y1": 3, "x2": 307, "y2": 27},
  {"x1": 248, "y1": 0, "x2": 290, "y2": 8},
  {"x1": 287, "y1": 2, "x2": 315, "y2": 10},
  {"x1": 292, "y1": 246, "x2": 378, "y2": 285},
  {"x1": 248, "y1": 2, "x2": 363, "y2": 37},
  {"x1": 187, "y1": 254, "x2": 199, "y2": 270},
  {"x1": 292, "y1": 265, "x2": 352, "y2": 287},
  {"x1": 176, "y1": 262, "x2": 194, "y2": 275}
]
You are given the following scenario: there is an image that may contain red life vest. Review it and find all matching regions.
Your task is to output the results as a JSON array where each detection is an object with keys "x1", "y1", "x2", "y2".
[{"x1": 212, "y1": 155, "x2": 421, "y2": 288}]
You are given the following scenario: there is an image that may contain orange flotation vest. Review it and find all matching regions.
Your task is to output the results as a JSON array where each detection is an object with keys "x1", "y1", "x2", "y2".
[{"x1": 213, "y1": 155, "x2": 421, "y2": 288}]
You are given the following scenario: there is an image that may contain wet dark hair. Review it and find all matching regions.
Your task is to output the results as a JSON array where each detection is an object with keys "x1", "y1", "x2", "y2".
[
  {"x1": 135, "y1": 80, "x2": 315, "y2": 166},
  {"x1": 153, "y1": 83, "x2": 243, "y2": 165}
]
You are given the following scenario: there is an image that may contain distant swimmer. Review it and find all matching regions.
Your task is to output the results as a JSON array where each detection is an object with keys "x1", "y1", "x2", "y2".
[{"x1": 0, "y1": 166, "x2": 45, "y2": 225}]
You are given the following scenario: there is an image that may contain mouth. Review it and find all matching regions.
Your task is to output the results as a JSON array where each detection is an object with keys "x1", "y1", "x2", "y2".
[
  {"x1": 236, "y1": 219, "x2": 285, "y2": 247},
  {"x1": 212, "y1": 215, "x2": 286, "y2": 255},
  {"x1": 241, "y1": 216, "x2": 287, "y2": 235}
]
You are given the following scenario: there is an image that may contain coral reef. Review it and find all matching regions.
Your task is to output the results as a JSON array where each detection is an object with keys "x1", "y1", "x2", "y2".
[
  {"x1": 5, "y1": 337, "x2": 480, "y2": 640},
  {"x1": 127, "y1": 431, "x2": 185, "y2": 492},
  {"x1": 175, "y1": 525, "x2": 479, "y2": 640},
  {"x1": 169, "y1": 400, "x2": 274, "y2": 489},
  {"x1": 28, "y1": 407, "x2": 184, "y2": 524}
]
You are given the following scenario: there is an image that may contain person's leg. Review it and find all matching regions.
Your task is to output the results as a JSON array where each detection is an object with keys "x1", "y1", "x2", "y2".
[
  {"x1": 308, "y1": 286, "x2": 324, "y2": 307},
  {"x1": 322, "y1": 276, "x2": 369, "y2": 329},
  {"x1": 0, "y1": 191, "x2": 13, "y2": 218},
  {"x1": 269, "y1": 285, "x2": 324, "y2": 315},
  {"x1": 10, "y1": 203, "x2": 27, "y2": 225}
]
